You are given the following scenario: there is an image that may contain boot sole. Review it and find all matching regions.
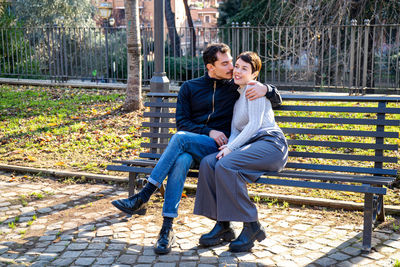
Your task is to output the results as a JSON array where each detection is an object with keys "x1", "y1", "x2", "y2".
[
  {"x1": 229, "y1": 229, "x2": 266, "y2": 252},
  {"x1": 111, "y1": 200, "x2": 147, "y2": 215},
  {"x1": 199, "y1": 230, "x2": 236, "y2": 247}
]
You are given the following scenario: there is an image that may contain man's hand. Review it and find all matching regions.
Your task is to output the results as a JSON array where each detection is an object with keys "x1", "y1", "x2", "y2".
[
  {"x1": 245, "y1": 81, "x2": 269, "y2": 101},
  {"x1": 216, "y1": 145, "x2": 232, "y2": 160},
  {"x1": 209, "y1": 130, "x2": 228, "y2": 147}
]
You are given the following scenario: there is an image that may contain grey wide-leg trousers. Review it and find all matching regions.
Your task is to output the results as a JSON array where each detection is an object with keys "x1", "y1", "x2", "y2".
[{"x1": 193, "y1": 132, "x2": 288, "y2": 222}]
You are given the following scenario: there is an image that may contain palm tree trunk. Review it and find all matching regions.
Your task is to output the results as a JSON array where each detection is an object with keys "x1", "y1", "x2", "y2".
[{"x1": 123, "y1": 0, "x2": 142, "y2": 111}]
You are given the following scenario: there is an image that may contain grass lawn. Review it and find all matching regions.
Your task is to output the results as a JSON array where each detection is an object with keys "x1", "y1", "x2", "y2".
[{"x1": 0, "y1": 85, "x2": 399, "y2": 205}]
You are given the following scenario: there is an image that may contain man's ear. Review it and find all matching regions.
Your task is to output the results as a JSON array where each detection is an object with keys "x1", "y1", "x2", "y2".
[{"x1": 206, "y1": 63, "x2": 214, "y2": 72}]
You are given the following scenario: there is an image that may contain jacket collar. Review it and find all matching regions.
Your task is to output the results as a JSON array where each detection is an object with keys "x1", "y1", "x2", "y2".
[{"x1": 204, "y1": 72, "x2": 233, "y2": 86}]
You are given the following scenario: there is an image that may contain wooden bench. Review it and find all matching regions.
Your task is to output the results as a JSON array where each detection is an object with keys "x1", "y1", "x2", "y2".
[{"x1": 107, "y1": 92, "x2": 399, "y2": 252}]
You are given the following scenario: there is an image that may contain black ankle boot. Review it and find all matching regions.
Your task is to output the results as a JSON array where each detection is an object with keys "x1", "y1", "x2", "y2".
[
  {"x1": 199, "y1": 221, "x2": 235, "y2": 247},
  {"x1": 154, "y1": 226, "x2": 175, "y2": 255},
  {"x1": 229, "y1": 221, "x2": 266, "y2": 252},
  {"x1": 111, "y1": 193, "x2": 147, "y2": 215}
]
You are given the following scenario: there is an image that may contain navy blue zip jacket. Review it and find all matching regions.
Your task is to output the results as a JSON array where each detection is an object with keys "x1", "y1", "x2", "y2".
[{"x1": 176, "y1": 72, "x2": 282, "y2": 137}]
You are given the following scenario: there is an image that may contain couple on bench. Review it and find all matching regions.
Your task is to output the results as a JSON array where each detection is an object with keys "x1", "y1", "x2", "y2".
[{"x1": 112, "y1": 43, "x2": 288, "y2": 254}]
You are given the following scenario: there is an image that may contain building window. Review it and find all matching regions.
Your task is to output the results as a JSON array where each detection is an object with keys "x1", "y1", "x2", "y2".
[{"x1": 204, "y1": 15, "x2": 210, "y2": 23}]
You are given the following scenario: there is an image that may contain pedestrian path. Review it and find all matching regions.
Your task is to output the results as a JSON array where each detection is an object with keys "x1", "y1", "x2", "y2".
[{"x1": 0, "y1": 171, "x2": 399, "y2": 267}]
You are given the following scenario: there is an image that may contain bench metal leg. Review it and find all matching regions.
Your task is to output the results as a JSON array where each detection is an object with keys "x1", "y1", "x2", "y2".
[
  {"x1": 377, "y1": 194, "x2": 385, "y2": 222},
  {"x1": 128, "y1": 172, "x2": 138, "y2": 197},
  {"x1": 362, "y1": 193, "x2": 374, "y2": 252}
]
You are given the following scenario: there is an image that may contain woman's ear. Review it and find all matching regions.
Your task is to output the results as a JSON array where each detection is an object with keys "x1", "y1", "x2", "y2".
[{"x1": 252, "y1": 71, "x2": 259, "y2": 80}]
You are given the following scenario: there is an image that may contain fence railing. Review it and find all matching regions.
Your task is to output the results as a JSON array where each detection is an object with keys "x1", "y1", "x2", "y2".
[{"x1": 1, "y1": 22, "x2": 399, "y2": 93}]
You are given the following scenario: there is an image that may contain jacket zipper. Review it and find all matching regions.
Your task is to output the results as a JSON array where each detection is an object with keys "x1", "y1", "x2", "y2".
[{"x1": 205, "y1": 81, "x2": 216, "y2": 125}]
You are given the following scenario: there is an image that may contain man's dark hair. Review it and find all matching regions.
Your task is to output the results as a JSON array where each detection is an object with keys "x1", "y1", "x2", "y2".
[{"x1": 203, "y1": 43, "x2": 230, "y2": 67}]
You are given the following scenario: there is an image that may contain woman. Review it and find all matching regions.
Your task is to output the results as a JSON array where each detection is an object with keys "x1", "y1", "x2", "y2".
[{"x1": 193, "y1": 51, "x2": 288, "y2": 252}]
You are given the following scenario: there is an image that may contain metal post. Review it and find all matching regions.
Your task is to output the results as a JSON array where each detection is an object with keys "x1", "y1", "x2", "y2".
[{"x1": 150, "y1": 0, "x2": 169, "y2": 92}]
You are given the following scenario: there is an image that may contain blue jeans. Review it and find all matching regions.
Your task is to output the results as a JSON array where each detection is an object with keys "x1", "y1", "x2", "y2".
[{"x1": 147, "y1": 131, "x2": 218, "y2": 217}]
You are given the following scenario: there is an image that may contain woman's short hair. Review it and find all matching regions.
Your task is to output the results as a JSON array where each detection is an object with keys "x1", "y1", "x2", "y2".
[
  {"x1": 236, "y1": 51, "x2": 262, "y2": 74},
  {"x1": 203, "y1": 43, "x2": 230, "y2": 67}
]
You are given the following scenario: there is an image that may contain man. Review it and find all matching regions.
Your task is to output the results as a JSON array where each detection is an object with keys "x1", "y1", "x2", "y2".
[{"x1": 112, "y1": 43, "x2": 281, "y2": 254}]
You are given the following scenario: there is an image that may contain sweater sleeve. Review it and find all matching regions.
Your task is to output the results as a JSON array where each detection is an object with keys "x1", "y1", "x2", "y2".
[
  {"x1": 226, "y1": 96, "x2": 266, "y2": 151},
  {"x1": 176, "y1": 82, "x2": 213, "y2": 135}
]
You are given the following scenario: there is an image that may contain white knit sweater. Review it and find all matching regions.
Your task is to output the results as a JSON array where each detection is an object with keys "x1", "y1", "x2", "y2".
[{"x1": 227, "y1": 85, "x2": 282, "y2": 151}]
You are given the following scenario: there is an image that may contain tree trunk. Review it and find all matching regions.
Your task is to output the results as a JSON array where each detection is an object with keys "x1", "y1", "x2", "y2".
[
  {"x1": 165, "y1": 0, "x2": 181, "y2": 57},
  {"x1": 183, "y1": 0, "x2": 196, "y2": 57},
  {"x1": 123, "y1": 0, "x2": 142, "y2": 111}
]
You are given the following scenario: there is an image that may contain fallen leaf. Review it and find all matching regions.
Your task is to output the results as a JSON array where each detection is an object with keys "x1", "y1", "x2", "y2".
[{"x1": 27, "y1": 156, "x2": 37, "y2": 162}]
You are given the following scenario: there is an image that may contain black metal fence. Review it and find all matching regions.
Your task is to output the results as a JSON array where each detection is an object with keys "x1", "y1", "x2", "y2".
[{"x1": 1, "y1": 22, "x2": 399, "y2": 93}]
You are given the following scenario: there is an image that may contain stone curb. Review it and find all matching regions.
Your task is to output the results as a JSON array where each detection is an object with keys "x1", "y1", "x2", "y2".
[{"x1": 1, "y1": 163, "x2": 399, "y2": 215}]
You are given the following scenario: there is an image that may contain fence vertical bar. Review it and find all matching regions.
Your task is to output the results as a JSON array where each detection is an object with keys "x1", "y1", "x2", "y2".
[
  {"x1": 11, "y1": 28, "x2": 17, "y2": 76},
  {"x1": 320, "y1": 27, "x2": 325, "y2": 88},
  {"x1": 370, "y1": 26, "x2": 376, "y2": 90},
  {"x1": 396, "y1": 26, "x2": 400, "y2": 89},
  {"x1": 278, "y1": 27, "x2": 282, "y2": 83},
  {"x1": 5, "y1": 29, "x2": 11, "y2": 75},
  {"x1": 285, "y1": 27, "x2": 288, "y2": 83},
  {"x1": 387, "y1": 26, "x2": 392, "y2": 87},
  {"x1": 362, "y1": 19, "x2": 370, "y2": 90},
  {"x1": 335, "y1": 26, "x2": 340, "y2": 87},
  {"x1": 63, "y1": 26, "x2": 68, "y2": 81},
  {"x1": 349, "y1": 20, "x2": 357, "y2": 90},
  {"x1": 356, "y1": 26, "x2": 362, "y2": 89},
  {"x1": 27, "y1": 28, "x2": 32, "y2": 76},
  {"x1": 1, "y1": 29, "x2": 5, "y2": 74},
  {"x1": 327, "y1": 27, "x2": 332, "y2": 87},
  {"x1": 266, "y1": 28, "x2": 269, "y2": 82}
]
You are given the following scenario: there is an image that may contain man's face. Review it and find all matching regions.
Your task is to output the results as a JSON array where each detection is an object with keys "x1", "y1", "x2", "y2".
[{"x1": 207, "y1": 52, "x2": 233, "y2": 80}]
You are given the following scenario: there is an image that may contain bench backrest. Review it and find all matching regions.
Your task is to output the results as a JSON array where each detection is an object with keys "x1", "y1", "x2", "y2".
[{"x1": 140, "y1": 93, "x2": 399, "y2": 179}]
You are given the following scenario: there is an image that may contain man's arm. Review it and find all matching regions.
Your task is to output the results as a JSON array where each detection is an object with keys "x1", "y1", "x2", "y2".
[{"x1": 245, "y1": 81, "x2": 282, "y2": 109}]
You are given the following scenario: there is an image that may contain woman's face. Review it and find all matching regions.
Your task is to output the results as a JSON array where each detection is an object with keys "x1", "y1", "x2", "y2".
[{"x1": 233, "y1": 58, "x2": 258, "y2": 87}]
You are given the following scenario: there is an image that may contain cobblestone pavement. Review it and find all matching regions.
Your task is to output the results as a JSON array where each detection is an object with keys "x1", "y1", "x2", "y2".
[{"x1": 0, "y1": 172, "x2": 399, "y2": 267}]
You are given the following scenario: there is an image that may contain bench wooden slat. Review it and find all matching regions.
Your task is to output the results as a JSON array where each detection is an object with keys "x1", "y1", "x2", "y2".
[
  {"x1": 289, "y1": 151, "x2": 397, "y2": 163},
  {"x1": 145, "y1": 141, "x2": 396, "y2": 151},
  {"x1": 277, "y1": 116, "x2": 400, "y2": 126},
  {"x1": 107, "y1": 165, "x2": 153, "y2": 174},
  {"x1": 287, "y1": 140, "x2": 398, "y2": 150},
  {"x1": 142, "y1": 132, "x2": 174, "y2": 139},
  {"x1": 263, "y1": 170, "x2": 395, "y2": 185},
  {"x1": 141, "y1": 143, "x2": 168, "y2": 149},
  {"x1": 279, "y1": 105, "x2": 400, "y2": 114},
  {"x1": 145, "y1": 102, "x2": 176, "y2": 108},
  {"x1": 281, "y1": 128, "x2": 399, "y2": 138},
  {"x1": 256, "y1": 177, "x2": 387, "y2": 194},
  {"x1": 142, "y1": 122, "x2": 176, "y2": 128},
  {"x1": 285, "y1": 163, "x2": 398, "y2": 176},
  {"x1": 143, "y1": 112, "x2": 175, "y2": 118},
  {"x1": 139, "y1": 152, "x2": 162, "y2": 159},
  {"x1": 112, "y1": 159, "x2": 157, "y2": 167}
]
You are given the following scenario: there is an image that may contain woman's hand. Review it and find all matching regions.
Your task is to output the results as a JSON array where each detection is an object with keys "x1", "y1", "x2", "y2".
[{"x1": 216, "y1": 147, "x2": 232, "y2": 160}]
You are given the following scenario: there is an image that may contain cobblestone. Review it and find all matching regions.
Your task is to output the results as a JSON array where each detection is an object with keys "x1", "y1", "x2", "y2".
[{"x1": 0, "y1": 173, "x2": 399, "y2": 266}]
